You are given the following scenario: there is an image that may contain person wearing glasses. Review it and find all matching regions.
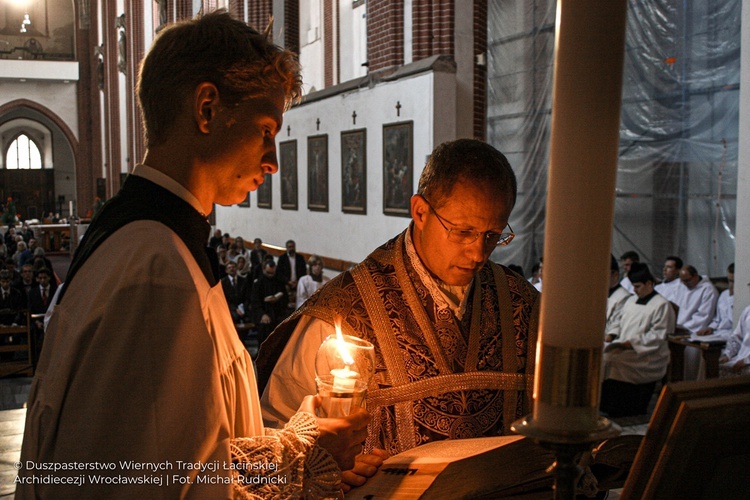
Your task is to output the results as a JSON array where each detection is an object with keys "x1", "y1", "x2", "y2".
[{"x1": 257, "y1": 138, "x2": 539, "y2": 492}]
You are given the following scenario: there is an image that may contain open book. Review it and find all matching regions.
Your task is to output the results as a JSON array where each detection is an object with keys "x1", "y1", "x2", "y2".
[{"x1": 345, "y1": 436, "x2": 555, "y2": 499}]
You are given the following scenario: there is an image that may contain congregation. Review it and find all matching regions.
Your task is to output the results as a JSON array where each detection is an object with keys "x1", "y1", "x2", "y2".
[
  {"x1": 208, "y1": 232, "x2": 330, "y2": 347},
  {"x1": 0, "y1": 224, "x2": 59, "y2": 359}
]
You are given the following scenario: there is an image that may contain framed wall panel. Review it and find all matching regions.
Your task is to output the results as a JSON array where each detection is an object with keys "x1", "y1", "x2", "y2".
[
  {"x1": 307, "y1": 134, "x2": 329, "y2": 212},
  {"x1": 341, "y1": 129, "x2": 367, "y2": 214},
  {"x1": 382, "y1": 121, "x2": 413, "y2": 217}
]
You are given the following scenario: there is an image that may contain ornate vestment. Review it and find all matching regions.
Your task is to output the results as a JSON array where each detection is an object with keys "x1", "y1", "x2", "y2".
[{"x1": 258, "y1": 230, "x2": 540, "y2": 455}]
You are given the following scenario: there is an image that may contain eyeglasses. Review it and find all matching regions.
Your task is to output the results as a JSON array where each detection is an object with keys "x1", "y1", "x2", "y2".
[{"x1": 422, "y1": 196, "x2": 515, "y2": 247}]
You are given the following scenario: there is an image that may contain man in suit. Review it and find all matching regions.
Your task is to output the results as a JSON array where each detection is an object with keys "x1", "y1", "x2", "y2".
[
  {"x1": 12, "y1": 263, "x2": 34, "y2": 299},
  {"x1": 27, "y1": 267, "x2": 57, "y2": 335},
  {"x1": 276, "y1": 239, "x2": 306, "y2": 311},
  {"x1": 276, "y1": 239, "x2": 306, "y2": 291},
  {"x1": 0, "y1": 269, "x2": 26, "y2": 358},
  {"x1": 250, "y1": 238, "x2": 268, "y2": 280},
  {"x1": 251, "y1": 259, "x2": 287, "y2": 345},
  {"x1": 221, "y1": 261, "x2": 250, "y2": 326},
  {"x1": 0, "y1": 269, "x2": 25, "y2": 326}
]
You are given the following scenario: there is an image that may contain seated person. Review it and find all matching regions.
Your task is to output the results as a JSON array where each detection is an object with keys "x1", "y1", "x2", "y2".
[
  {"x1": 673, "y1": 264, "x2": 719, "y2": 380},
  {"x1": 719, "y1": 303, "x2": 750, "y2": 377},
  {"x1": 221, "y1": 261, "x2": 250, "y2": 326},
  {"x1": 0, "y1": 269, "x2": 26, "y2": 326},
  {"x1": 233, "y1": 236, "x2": 249, "y2": 261},
  {"x1": 235, "y1": 255, "x2": 251, "y2": 278},
  {"x1": 696, "y1": 263, "x2": 734, "y2": 339},
  {"x1": 295, "y1": 255, "x2": 329, "y2": 309},
  {"x1": 13, "y1": 264, "x2": 35, "y2": 299},
  {"x1": 601, "y1": 263, "x2": 675, "y2": 417},
  {"x1": 250, "y1": 238, "x2": 268, "y2": 276},
  {"x1": 251, "y1": 260, "x2": 287, "y2": 344},
  {"x1": 605, "y1": 254, "x2": 631, "y2": 342},
  {"x1": 653, "y1": 256, "x2": 683, "y2": 303},
  {"x1": 27, "y1": 267, "x2": 57, "y2": 350}
]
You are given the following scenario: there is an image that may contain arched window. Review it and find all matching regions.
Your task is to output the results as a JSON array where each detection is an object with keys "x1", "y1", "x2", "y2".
[{"x1": 5, "y1": 133, "x2": 43, "y2": 169}]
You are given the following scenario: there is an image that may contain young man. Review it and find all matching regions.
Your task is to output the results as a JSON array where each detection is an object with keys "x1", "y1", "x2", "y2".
[
  {"x1": 619, "y1": 250, "x2": 640, "y2": 294},
  {"x1": 18, "y1": 11, "x2": 367, "y2": 498},
  {"x1": 276, "y1": 239, "x2": 307, "y2": 291},
  {"x1": 673, "y1": 264, "x2": 719, "y2": 380},
  {"x1": 697, "y1": 263, "x2": 734, "y2": 339},
  {"x1": 221, "y1": 261, "x2": 250, "y2": 326},
  {"x1": 250, "y1": 259, "x2": 288, "y2": 344},
  {"x1": 0, "y1": 269, "x2": 25, "y2": 326},
  {"x1": 605, "y1": 254, "x2": 632, "y2": 342},
  {"x1": 601, "y1": 263, "x2": 675, "y2": 417},
  {"x1": 258, "y1": 139, "x2": 538, "y2": 491},
  {"x1": 719, "y1": 299, "x2": 750, "y2": 376},
  {"x1": 654, "y1": 255, "x2": 683, "y2": 303}
]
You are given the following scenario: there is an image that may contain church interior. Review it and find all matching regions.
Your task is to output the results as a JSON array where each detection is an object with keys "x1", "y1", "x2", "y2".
[{"x1": 1, "y1": 0, "x2": 750, "y2": 497}]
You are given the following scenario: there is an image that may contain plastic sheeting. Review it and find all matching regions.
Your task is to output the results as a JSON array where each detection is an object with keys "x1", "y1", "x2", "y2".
[{"x1": 487, "y1": 0, "x2": 740, "y2": 280}]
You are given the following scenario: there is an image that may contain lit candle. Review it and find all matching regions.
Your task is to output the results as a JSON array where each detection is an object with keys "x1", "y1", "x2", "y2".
[
  {"x1": 332, "y1": 320, "x2": 359, "y2": 391},
  {"x1": 331, "y1": 366, "x2": 359, "y2": 392},
  {"x1": 533, "y1": 0, "x2": 628, "y2": 432}
]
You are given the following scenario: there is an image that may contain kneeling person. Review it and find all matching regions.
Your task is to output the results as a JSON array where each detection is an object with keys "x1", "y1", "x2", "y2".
[{"x1": 601, "y1": 263, "x2": 675, "y2": 417}]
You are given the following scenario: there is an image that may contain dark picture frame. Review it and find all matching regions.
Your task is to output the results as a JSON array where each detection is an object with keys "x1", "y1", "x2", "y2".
[
  {"x1": 382, "y1": 121, "x2": 413, "y2": 217},
  {"x1": 279, "y1": 140, "x2": 298, "y2": 210},
  {"x1": 237, "y1": 192, "x2": 250, "y2": 207},
  {"x1": 307, "y1": 134, "x2": 329, "y2": 212},
  {"x1": 257, "y1": 173, "x2": 272, "y2": 209},
  {"x1": 341, "y1": 129, "x2": 367, "y2": 214}
]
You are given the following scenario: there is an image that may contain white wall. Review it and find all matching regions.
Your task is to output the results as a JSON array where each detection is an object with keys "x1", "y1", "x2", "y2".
[
  {"x1": 0, "y1": 80, "x2": 78, "y2": 139},
  {"x1": 403, "y1": 0, "x2": 413, "y2": 65},
  {"x1": 217, "y1": 70, "x2": 455, "y2": 263},
  {"x1": 338, "y1": 0, "x2": 367, "y2": 83},
  {"x1": 299, "y1": 0, "x2": 324, "y2": 93}
]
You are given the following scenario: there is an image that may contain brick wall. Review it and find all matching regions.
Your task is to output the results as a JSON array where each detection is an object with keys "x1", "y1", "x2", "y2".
[
  {"x1": 247, "y1": 0, "x2": 273, "y2": 31},
  {"x1": 284, "y1": 0, "x2": 299, "y2": 53},
  {"x1": 177, "y1": 0, "x2": 192, "y2": 20},
  {"x1": 367, "y1": 0, "x2": 404, "y2": 75},
  {"x1": 102, "y1": 1, "x2": 122, "y2": 198},
  {"x1": 126, "y1": 0, "x2": 145, "y2": 177},
  {"x1": 324, "y1": 0, "x2": 333, "y2": 86},
  {"x1": 412, "y1": 0, "x2": 453, "y2": 60},
  {"x1": 228, "y1": 0, "x2": 245, "y2": 21},
  {"x1": 75, "y1": 0, "x2": 100, "y2": 211}
]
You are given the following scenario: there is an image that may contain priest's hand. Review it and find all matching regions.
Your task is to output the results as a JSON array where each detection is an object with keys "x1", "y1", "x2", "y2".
[
  {"x1": 299, "y1": 396, "x2": 370, "y2": 471},
  {"x1": 696, "y1": 327, "x2": 713, "y2": 336},
  {"x1": 340, "y1": 449, "x2": 389, "y2": 493}
]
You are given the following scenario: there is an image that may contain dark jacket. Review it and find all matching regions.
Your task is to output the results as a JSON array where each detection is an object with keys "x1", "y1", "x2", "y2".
[{"x1": 276, "y1": 253, "x2": 306, "y2": 285}]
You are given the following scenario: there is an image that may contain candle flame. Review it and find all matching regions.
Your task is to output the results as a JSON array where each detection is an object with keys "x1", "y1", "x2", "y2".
[{"x1": 334, "y1": 318, "x2": 355, "y2": 366}]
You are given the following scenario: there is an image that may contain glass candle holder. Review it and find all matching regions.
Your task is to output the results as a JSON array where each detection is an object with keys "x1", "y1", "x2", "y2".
[{"x1": 314, "y1": 330, "x2": 375, "y2": 417}]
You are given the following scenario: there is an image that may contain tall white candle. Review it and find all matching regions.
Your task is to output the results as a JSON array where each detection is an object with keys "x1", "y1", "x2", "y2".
[
  {"x1": 69, "y1": 200, "x2": 73, "y2": 218},
  {"x1": 533, "y1": 0, "x2": 628, "y2": 432}
]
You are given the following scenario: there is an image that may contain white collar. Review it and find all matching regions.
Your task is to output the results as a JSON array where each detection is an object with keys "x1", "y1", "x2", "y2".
[{"x1": 405, "y1": 224, "x2": 471, "y2": 319}]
